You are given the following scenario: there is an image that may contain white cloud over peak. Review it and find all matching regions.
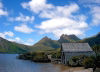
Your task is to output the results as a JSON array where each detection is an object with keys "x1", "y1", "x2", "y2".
[
  {"x1": 35, "y1": 3, "x2": 88, "y2": 37},
  {"x1": 21, "y1": 0, "x2": 89, "y2": 37},
  {"x1": 14, "y1": 24, "x2": 34, "y2": 34},
  {"x1": 36, "y1": 17, "x2": 88, "y2": 37},
  {"x1": 0, "y1": 2, "x2": 8, "y2": 16},
  {"x1": 9, "y1": 13, "x2": 34, "y2": 23},
  {"x1": 0, "y1": 31, "x2": 14, "y2": 38},
  {"x1": 21, "y1": 0, "x2": 53, "y2": 13}
]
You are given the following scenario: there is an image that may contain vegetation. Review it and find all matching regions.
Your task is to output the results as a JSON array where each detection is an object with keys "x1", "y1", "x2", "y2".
[
  {"x1": 18, "y1": 51, "x2": 51, "y2": 62},
  {"x1": 31, "y1": 36, "x2": 61, "y2": 51},
  {"x1": 82, "y1": 57, "x2": 95, "y2": 68},
  {"x1": 79, "y1": 32, "x2": 100, "y2": 47},
  {"x1": 18, "y1": 48, "x2": 61, "y2": 62},
  {"x1": 92, "y1": 45, "x2": 100, "y2": 67},
  {"x1": 68, "y1": 55, "x2": 96, "y2": 68},
  {"x1": 30, "y1": 34, "x2": 80, "y2": 52},
  {"x1": 0, "y1": 32, "x2": 100, "y2": 56},
  {"x1": 93, "y1": 45, "x2": 100, "y2": 56},
  {"x1": 68, "y1": 55, "x2": 88, "y2": 67},
  {"x1": 0, "y1": 37, "x2": 29, "y2": 53},
  {"x1": 51, "y1": 48, "x2": 61, "y2": 59}
]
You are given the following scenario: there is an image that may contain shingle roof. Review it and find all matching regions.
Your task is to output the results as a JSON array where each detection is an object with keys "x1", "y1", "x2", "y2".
[{"x1": 62, "y1": 43, "x2": 93, "y2": 52}]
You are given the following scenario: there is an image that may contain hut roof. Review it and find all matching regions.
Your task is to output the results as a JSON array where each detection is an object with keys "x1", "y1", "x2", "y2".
[{"x1": 62, "y1": 43, "x2": 93, "y2": 52}]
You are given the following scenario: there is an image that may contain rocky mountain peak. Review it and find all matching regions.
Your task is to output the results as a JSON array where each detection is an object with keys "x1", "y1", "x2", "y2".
[
  {"x1": 58, "y1": 34, "x2": 80, "y2": 43},
  {"x1": 42, "y1": 36, "x2": 51, "y2": 40}
]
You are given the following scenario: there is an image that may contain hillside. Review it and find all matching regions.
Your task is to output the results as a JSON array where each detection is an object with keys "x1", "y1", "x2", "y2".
[
  {"x1": 0, "y1": 37, "x2": 30, "y2": 53},
  {"x1": 31, "y1": 36, "x2": 60, "y2": 51},
  {"x1": 0, "y1": 32, "x2": 100, "y2": 53},
  {"x1": 31, "y1": 34, "x2": 80, "y2": 51},
  {"x1": 79, "y1": 32, "x2": 100, "y2": 47}
]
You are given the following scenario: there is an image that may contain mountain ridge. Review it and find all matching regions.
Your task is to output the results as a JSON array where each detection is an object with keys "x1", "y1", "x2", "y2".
[
  {"x1": 0, "y1": 37, "x2": 30, "y2": 53},
  {"x1": 0, "y1": 32, "x2": 100, "y2": 53}
]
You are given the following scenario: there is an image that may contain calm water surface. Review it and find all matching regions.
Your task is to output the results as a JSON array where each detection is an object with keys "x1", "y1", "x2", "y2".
[{"x1": 0, "y1": 54, "x2": 71, "y2": 72}]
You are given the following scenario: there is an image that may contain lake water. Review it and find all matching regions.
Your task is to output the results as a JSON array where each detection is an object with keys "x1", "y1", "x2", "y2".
[{"x1": 0, "y1": 54, "x2": 73, "y2": 72}]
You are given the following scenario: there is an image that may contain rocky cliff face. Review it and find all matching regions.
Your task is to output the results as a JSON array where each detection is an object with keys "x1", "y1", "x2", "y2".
[{"x1": 58, "y1": 34, "x2": 80, "y2": 43}]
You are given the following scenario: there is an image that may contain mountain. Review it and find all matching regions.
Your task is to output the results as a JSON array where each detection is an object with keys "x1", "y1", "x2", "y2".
[
  {"x1": 0, "y1": 37, "x2": 30, "y2": 53},
  {"x1": 79, "y1": 32, "x2": 100, "y2": 47},
  {"x1": 31, "y1": 34, "x2": 80, "y2": 51},
  {"x1": 58, "y1": 34, "x2": 80, "y2": 43},
  {"x1": 31, "y1": 36, "x2": 60, "y2": 51},
  {"x1": 1, "y1": 32, "x2": 99, "y2": 53}
]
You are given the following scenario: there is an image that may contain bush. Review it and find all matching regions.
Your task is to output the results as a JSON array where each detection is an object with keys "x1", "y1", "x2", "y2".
[
  {"x1": 68, "y1": 55, "x2": 88, "y2": 67},
  {"x1": 51, "y1": 52, "x2": 61, "y2": 59},
  {"x1": 82, "y1": 57, "x2": 95, "y2": 68}
]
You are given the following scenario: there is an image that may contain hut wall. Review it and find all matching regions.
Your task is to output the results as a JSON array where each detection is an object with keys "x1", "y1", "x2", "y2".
[{"x1": 62, "y1": 51, "x2": 95, "y2": 64}]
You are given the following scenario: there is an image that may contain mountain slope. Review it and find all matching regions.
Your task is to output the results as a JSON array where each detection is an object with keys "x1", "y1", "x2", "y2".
[
  {"x1": 31, "y1": 35, "x2": 80, "y2": 51},
  {"x1": 31, "y1": 36, "x2": 60, "y2": 51},
  {"x1": 0, "y1": 37, "x2": 30, "y2": 53},
  {"x1": 1, "y1": 32, "x2": 99, "y2": 53},
  {"x1": 79, "y1": 32, "x2": 100, "y2": 47}
]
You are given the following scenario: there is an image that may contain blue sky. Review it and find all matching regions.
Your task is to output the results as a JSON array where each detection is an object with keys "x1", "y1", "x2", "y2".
[{"x1": 0, "y1": 0, "x2": 100, "y2": 45}]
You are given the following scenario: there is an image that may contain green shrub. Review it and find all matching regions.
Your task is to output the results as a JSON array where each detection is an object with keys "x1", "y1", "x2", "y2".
[
  {"x1": 51, "y1": 52, "x2": 61, "y2": 59},
  {"x1": 68, "y1": 55, "x2": 88, "y2": 67},
  {"x1": 82, "y1": 57, "x2": 94, "y2": 68}
]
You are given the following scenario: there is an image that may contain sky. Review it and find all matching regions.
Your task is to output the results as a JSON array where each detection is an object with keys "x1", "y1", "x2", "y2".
[{"x1": 0, "y1": 0, "x2": 100, "y2": 45}]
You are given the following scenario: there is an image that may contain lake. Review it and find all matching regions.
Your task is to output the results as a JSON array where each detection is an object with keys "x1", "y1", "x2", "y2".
[
  {"x1": 0, "y1": 54, "x2": 71, "y2": 72},
  {"x1": 0, "y1": 54, "x2": 92, "y2": 72}
]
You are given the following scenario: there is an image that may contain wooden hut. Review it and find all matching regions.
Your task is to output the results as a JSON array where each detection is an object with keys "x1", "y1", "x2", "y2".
[{"x1": 61, "y1": 43, "x2": 95, "y2": 64}]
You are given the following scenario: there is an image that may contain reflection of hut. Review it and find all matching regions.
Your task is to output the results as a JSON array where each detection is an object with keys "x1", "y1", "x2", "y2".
[{"x1": 61, "y1": 43, "x2": 95, "y2": 64}]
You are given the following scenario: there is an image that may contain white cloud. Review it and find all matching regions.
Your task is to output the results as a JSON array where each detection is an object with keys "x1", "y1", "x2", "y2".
[
  {"x1": 15, "y1": 37, "x2": 21, "y2": 42},
  {"x1": 40, "y1": 3, "x2": 79, "y2": 18},
  {"x1": 35, "y1": 3, "x2": 88, "y2": 37},
  {"x1": 8, "y1": 37, "x2": 21, "y2": 43},
  {"x1": 21, "y1": 0, "x2": 89, "y2": 37},
  {"x1": 21, "y1": 0, "x2": 53, "y2": 13},
  {"x1": 91, "y1": 6, "x2": 100, "y2": 26},
  {"x1": 14, "y1": 24, "x2": 34, "y2": 34},
  {"x1": 9, "y1": 13, "x2": 34, "y2": 23},
  {"x1": 0, "y1": 2, "x2": 8, "y2": 16},
  {"x1": 0, "y1": 31, "x2": 14, "y2": 38},
  {"x1": 79, "y1": 0, "x2": 100, "y2": 26},
  {"x1": 0, "y1": 33, "x2": 6, "y2": 38},
  {"x1": 27, "y1": 38, "x2": 34, "y2": 43},
  {"x1": 4, "y1": 31, "x2": 14, "y2": 37},
  {"x1": 36, "y1": 17, "x2": 88, "y2": 37},
  {"x1": 24, "y1": 38, "x2": 34, "y2": 45},
  {"x1": 8, "y1": 37, "x2": 34, "y2": 45}
]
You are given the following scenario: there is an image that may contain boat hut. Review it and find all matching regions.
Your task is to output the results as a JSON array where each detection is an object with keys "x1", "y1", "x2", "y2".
[{"x1": 61, "y1": 43, "x2": 95, "y2": 64}]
